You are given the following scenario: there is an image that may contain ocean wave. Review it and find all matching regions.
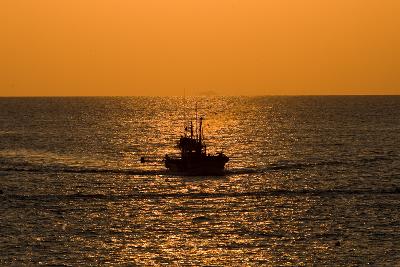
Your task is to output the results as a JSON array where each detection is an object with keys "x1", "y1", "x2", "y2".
[
  {"x1": 3, "y1": 188, "x2": 400, "y2": 202},
  {"x1": 226, "y1": 160, "x2": 344, "y2": 174}
]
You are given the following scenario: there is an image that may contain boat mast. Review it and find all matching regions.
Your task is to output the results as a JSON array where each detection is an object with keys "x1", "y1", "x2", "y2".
[
  {"x1": 195, "y1": 102, "x2": 198, "y2": 141},
  {"x1": 199, "y1": 117, "x2": 202, "y2": 145}
]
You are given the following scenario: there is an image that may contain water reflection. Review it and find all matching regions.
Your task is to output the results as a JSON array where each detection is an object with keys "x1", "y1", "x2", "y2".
[{"x1": 1, "y1": 97, "x2": 399, "y2": 265}]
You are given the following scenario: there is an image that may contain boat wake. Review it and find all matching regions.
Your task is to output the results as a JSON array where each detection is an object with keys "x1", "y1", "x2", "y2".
[
  {"x1": 0, "y1": 154, "x2": 396, "y2": 177},
  {"x1": 0, "y1": 164, "x2": 325, "y2": 176},
  {"x1": 0, "y1": 166, "x2": 168, "y2": 176}
]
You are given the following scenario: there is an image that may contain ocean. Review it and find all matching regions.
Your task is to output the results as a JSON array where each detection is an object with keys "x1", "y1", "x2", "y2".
[{"x1": 0, "y1": 96, "x2": 399, "y2": 265}]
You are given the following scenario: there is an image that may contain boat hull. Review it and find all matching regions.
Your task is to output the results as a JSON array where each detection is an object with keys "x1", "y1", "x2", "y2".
[{"x1": 165, "y1": 155, "x2": 229, "y2": 175}]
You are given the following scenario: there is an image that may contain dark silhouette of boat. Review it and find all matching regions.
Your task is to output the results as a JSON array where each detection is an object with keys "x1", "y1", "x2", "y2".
[{"x1": 164, "y1": 114, "x2": 229, "y2": 175}]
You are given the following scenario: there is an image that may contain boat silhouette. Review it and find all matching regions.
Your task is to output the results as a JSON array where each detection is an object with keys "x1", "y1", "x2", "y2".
[{"x1": 164, "y1": 112, "x2": 229, "y2": 175}]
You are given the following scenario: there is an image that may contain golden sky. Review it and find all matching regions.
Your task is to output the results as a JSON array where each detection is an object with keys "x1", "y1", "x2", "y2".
[{"x1": 1, "y1": 0, "x2": 399, "y2": 96}]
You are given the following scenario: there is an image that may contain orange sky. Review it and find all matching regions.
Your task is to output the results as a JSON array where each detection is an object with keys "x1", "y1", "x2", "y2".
[{"x1": 1, "y1": 0, "x2": 399, "y2": 96}]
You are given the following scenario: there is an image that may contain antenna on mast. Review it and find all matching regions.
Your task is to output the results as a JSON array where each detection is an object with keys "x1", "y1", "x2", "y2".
[{"x1": 183, "y1": 88, "x2": 187, "y2": 136}]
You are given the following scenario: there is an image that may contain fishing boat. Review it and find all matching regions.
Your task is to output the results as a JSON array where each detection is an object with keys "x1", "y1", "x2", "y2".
[{"x1": 164, "y1": 113, "x2": 229, "y2": 175}]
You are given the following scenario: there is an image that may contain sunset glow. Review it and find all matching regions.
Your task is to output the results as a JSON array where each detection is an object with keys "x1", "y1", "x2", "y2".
[{"x1": 1, "y1": 0, "x2": 399, "y2": 96}]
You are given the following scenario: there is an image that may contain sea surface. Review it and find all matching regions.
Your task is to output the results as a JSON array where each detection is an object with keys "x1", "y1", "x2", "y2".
[{"x1": 0, "y1": 96, "x2": 399, "y2": 265}]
